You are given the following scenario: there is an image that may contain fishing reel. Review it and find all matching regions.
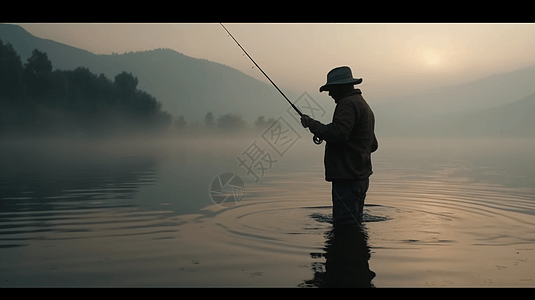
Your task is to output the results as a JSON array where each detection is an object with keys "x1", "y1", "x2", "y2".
[{"x1": 313, "y1": 135, "x2": 323, "y2": 145}]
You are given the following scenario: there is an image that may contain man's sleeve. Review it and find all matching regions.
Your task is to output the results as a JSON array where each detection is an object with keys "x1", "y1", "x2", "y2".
[
  {"x1": 371, "y1": 133, "x2": 378, "y2": 153},
  {"x1": 307, "y1": 99, "x2": 355, "y2": 143}
]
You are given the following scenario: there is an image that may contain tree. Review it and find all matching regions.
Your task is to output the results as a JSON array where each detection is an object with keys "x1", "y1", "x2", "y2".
[
  {"x1": 114, "y1": 71, "x2": 138, "y2": 104},
  {"x1": 254, "y1": 116, "x2": 275, "y2": 129},
  {"x1": 205, "y1": 111, "x2": 214, "y2": 128},
  {"x1": 0, "y1": 45, "x2": 173, "y2": 138},
  {"x1": 175, "y1": 115, "x2": 187, "y2": 130},
  {"x1": 71, "y1": 67, "x2": 99, "y2": 102},
  {"x1": 23, "y1": 49, "x2": 54, "y2": 101},
  {"x1": 24, "y1": 49, "x2": 52, "y2": 74},
  {"x1": 217, "y1": 113, "x2": 246, "y2": 130},
  {"x1": 0, "y1": 40, "x2": 23, "y2": 101},
  {"x1": 114, "y1": 71, "x2": 138, "y2": 92}
]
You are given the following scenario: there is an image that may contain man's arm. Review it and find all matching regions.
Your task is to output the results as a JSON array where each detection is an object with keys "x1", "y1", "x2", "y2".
[
  {"x1": 371, "y1": 133, "x2": 378, "y2": 153},
  {"x1": 302, "y1": 99, "x2": 355, "y2": 143}
]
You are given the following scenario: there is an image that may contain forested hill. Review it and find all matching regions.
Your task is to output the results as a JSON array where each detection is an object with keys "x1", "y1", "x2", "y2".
[
  {"x1": 0, "y1": 39, "x2": 172, "y2": 138},
  {"x1": 0, "y1": 24, "x2": 298, "y2": 124},
  {"x1": 3, "y1": 24, "x2": 534, "y2": 138}
]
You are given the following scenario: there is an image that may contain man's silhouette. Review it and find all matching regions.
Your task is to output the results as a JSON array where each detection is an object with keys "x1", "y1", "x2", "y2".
[{"x1": 301, "y1": 66, "x2": 378, "y2": 226}]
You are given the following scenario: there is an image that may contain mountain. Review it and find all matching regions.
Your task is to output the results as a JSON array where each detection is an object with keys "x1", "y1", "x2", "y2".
[
  {"x1": 437, "y1": 91, "x2": 535, "y2": 137},
  {"x1": 372, "y1": 63, "x2": 535, "y2": 137},
  {"x1": 2, "y1": 24, "x2": 534, "y2": 137},
  {"x1": 91, "y1": 49, "x2": 300, "y2": 123},
  {"x1": 375, "y1": 91, "x2": 535, "y2": 137},
  {"x1": 0, "y1": 24, "x2": 98, "y2": 72},
  {"x1": 0, "y1": 24, "x2": 303, "y2": 123},
  {"x1": 376, "y1": 64, "x2": 535, "y2": 117}
]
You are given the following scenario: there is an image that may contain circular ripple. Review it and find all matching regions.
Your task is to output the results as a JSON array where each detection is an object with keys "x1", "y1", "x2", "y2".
[
  {"x1": 206, "y1": 189, "x2": 392, "y2": 255},
  {"x1": 365, "y1": 170, "x2": 535, "y2": 248},
  {"x1": 206, "y1": 166, "x2": 535, "y2": 255}
]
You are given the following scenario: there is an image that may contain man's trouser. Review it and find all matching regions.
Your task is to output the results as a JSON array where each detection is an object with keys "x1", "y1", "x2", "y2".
[{"x1": 331, "y1": 178, "x2": 369, "y2": 226}]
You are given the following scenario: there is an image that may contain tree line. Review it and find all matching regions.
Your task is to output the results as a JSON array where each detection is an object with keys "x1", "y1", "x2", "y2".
[
  {"x1": 0, "y1": 39, "x2": 277, "y2": 138},
  {"x1": 174, "y1": 111, "x2": 276, "y2": 133},
  {"x1": 0, "y1": 39, "x2": 172, "y2": 138}
]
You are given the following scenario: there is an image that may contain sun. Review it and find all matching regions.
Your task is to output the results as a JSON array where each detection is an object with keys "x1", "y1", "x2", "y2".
[
  {"x1": 422, "y1": 48, "x2": 442, "y2": 66},
  {"x1": 422, "y1": 49, "x2": 442, "y2": 66}
]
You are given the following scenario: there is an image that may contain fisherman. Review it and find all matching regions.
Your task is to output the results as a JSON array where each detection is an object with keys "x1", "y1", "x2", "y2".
[{"x1": 300, "y1": 66, "x2": 378, "y2": 227}]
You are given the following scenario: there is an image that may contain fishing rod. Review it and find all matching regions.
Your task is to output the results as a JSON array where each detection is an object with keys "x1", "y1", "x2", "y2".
[
  {"x1": 221, "y1": 24, "x2": 361, "y2": 227},
  {"x1": 220, "y1": 23, "x2": 323, "y2": 145}
]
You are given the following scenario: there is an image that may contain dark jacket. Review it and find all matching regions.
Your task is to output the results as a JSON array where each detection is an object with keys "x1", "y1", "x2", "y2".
[{"x1": 307, "y1": 89, "x2": 378, "y2": 182}]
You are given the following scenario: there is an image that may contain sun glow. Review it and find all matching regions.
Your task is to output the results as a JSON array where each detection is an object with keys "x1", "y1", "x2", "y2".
[{"x1": 421, "y1": 48, "x2": 442, "y2": 67}]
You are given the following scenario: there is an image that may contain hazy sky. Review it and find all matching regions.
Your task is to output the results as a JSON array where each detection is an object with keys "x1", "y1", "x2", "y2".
[{"x1": 13, "y1": 23, "x2": 535, "y2": 103}]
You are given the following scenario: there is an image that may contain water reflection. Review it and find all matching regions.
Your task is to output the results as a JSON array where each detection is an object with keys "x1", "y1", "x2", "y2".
[
  {"x1": 2, "y1": 136, "x2": 535, "y2": 286},
  {"x1": 0, "y1": 139, "x2": 161, "y2": 249},
  {"x1": 302, "y1": 224, "x2": 376, "y2": 288}
]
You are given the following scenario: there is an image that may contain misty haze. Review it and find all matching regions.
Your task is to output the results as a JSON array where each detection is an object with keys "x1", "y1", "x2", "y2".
[{"x1": 1, "y1": 23, "x2": 535, "y2": 287}]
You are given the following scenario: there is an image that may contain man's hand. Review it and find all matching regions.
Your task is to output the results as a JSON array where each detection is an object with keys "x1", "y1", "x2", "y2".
[{"x1": 300, "y1": 114, "x2": 312, "y2": 128}]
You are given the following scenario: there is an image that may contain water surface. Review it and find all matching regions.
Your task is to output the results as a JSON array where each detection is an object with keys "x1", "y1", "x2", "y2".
[{"x1": 1, "y1": 136, "x2": 535, "y2": 287}]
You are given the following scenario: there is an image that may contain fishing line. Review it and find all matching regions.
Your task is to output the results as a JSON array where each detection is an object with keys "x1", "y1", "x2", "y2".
[
  {"x1": 221, "y1": 23, "x2": 361, "y2": 226},
  {"x1": 220, "y1": 23, "x2": 323, "y2": 145}
]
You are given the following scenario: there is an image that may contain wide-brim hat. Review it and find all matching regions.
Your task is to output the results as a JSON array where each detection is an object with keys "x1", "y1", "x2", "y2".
[{"x1": 319, "y1": 66, "x2": 362, "y2": 92}]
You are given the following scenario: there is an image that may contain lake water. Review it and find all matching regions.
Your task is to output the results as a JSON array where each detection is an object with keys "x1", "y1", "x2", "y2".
[{"x1": 1, "y1": 135, "x2": 535, "y2": 287}]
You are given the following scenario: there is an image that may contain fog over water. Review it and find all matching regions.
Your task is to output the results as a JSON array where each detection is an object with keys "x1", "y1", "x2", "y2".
[
  {"x1": 2, "y1": 23, "x2": 535, "y2": 287},
  {"x1": 1, "y1": 133, "x2": 535, "y2": 287}
]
